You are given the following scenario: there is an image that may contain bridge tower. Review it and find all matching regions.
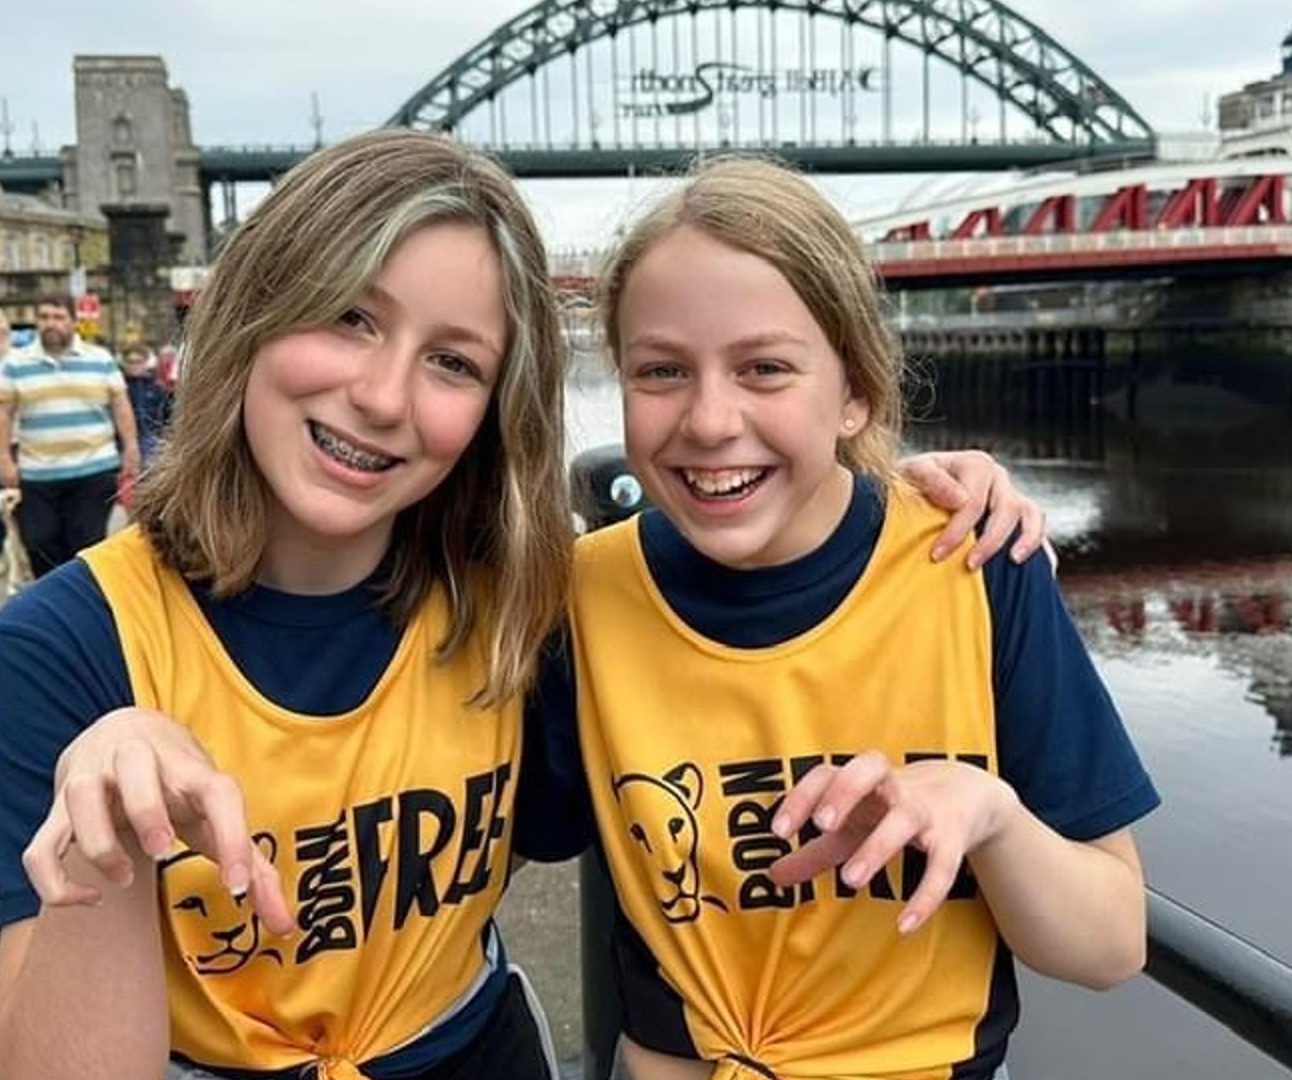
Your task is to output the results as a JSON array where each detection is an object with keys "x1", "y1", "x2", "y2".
[{"x1": 66, "y1": 56, "x2": 205, "y2": 264}]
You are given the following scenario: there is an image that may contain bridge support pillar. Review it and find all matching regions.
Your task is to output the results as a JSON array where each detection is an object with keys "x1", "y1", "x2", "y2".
[{"x1": 220, "y1": 179, "x2": 238, "y2": 232}]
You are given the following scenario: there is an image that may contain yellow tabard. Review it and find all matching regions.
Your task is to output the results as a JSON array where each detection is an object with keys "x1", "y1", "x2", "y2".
[
  {"x1": 572, "y1": 489, "x2": 1003, "y2": 1080},
  {"x1": 82, "y1": 528, "x2": 521, "y2": 1076}
]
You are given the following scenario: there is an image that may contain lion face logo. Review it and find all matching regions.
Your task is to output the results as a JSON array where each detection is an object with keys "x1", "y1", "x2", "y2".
[
  {"x1": 158, "y1": 832, "x2": 285, "y2": 976},
  {"x1": 613, "y1": 762, "x2": 728, "y2": 923}
]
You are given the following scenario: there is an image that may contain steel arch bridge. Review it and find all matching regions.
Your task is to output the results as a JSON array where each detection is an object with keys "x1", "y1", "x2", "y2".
[{"x1": 388, "y1": 0, "x2": 1155, "y2": 176}]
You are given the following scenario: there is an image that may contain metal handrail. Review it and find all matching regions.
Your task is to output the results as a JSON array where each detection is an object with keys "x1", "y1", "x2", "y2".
[
  {"x1": 1146, "y1": 887, "x2": 1292, "y2": 1071},
  {"x1": 870, "y1": 225, "x2": 1292, "y2": 264}
]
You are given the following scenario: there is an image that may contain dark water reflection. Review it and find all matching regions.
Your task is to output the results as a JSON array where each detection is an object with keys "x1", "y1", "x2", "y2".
[
  {"x1": 909, "y1": 414, "x2": 1292, "y2": 1080},
  {"x1": 566, "y1": 370, "x2": 1292, "y2": 1077}
]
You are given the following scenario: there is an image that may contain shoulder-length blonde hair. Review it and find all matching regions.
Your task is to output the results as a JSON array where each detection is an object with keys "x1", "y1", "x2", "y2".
[
  {"x1": 598, "y1": 156, "x2": 903, "y2": 484},
  {"x1": 136, "y1": 129, "x2": 571, "y2": 705}
]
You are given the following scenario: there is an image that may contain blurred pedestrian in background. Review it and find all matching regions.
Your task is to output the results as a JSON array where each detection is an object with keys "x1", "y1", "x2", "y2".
[
  {"x1": 119, "y1": 341, "x2": 172, "y2": 468},
  {"x1": 0, "y1": 297, "x2": 139, "y2": 578}
]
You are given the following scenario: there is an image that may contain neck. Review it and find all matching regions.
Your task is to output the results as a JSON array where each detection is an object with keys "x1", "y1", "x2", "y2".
[{"x1": 256, "y1": 513, "x2": 393, "y2": 595}]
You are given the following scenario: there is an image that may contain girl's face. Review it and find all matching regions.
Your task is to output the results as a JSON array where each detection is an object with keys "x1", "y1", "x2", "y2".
[
  {"x1": 617, "y1": 226, "x2": 867, "y2": 570},
  {"x1": 243, "y1": 221, "x2": 507, "y2": 590}
]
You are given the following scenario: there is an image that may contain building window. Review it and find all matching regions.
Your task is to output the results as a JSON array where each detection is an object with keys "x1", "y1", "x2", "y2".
[
  {"x1": 32, "y1": 236, "x2": 50, "y2": 268},
  {"x1": 4, "y1": 236, "x2": 23, "y2": 270},
  {"x1": 116, "y1": 158, "x2": 138, "y2": 197},
  {"x1": 113, "y1": 114, "x2": 133, "y2": 147}
]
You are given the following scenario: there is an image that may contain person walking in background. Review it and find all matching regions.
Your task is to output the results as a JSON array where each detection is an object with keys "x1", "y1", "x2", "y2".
[
  {"x1": 0, "y1": 296, "x2": 140, "y2": 577},
  {"x1": 119, "y1": 341, "x2": 172, "y2": 467}
]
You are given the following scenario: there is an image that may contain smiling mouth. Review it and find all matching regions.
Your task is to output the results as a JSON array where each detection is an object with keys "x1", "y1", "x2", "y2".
[
  {"x1": 680, "y1": 467, "x2": 769, "y2": 500},
  {"x1": 308, "y1": 421, "x2": 401, "y2": 473}
]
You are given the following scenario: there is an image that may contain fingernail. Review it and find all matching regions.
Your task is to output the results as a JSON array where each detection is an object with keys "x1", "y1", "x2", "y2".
[
  {"x1": 1010, "y1": 545, "x2": 1024, "y2": 563},
  {"x1": 966, "y1": 554, "x2": 982, "y2": 571},
  {"x1": 815, "y1": 806, "x2": 837, "y2": 832},
  {"x1": 117, "y1": 866, "x2": 135, "y2": 888},
  {"x1": 145, "y1": 829, "x2": 174, "y2": 858},
  {"x1": 842, "y1": 860, "x2": 867, "y2": 889},
  {"x1": 898, "y1": 912, "x2": 919, "y2": 934},
  {"x1": 930, "y1": 547, "x2": 945, "y2": 563},
  {"x1": 771, "y1": 813, "x2": 791, "y2": 839},
  {"x1": 225, "y1": 864, "x2": 250, "y2": 898}
]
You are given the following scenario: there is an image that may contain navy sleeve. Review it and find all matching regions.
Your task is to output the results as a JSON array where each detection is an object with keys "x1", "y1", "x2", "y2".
[
  {"x1": 0, "y1": 560, "x2": 133, "y2": 926},
  {"x1": 512, "y1": 626, "x2": 594, "y2": 862},
  {"x1": 984, "y1": 540, "x2": 1160, "y2": 841}
]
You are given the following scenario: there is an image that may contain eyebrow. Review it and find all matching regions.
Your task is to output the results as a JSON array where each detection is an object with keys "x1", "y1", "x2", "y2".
[
  {"x1": 366, "y1": 283, "x2": 505, "y2": 360},
  {"x1": 624, "y1": 329, "x2": 811, "y2": 354}
]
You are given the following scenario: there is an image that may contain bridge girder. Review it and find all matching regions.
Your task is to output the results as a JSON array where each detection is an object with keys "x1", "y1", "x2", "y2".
[{"x1": 388, "y1": 0, "x2": 1153, "y2": 147}]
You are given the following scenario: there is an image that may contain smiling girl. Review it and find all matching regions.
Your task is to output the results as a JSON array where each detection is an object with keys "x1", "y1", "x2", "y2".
[
  {"x1": 562, "y1": 159, "x2": 1159, "y2": 1080},
  {"x1": 0, "y1": 130, "x2": 572, "y2": 1080}
]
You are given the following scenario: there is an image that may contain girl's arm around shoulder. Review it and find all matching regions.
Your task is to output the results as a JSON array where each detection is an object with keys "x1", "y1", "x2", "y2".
[{"x1": 896, "y1": 449, "x2": 1048, "y2": 568}]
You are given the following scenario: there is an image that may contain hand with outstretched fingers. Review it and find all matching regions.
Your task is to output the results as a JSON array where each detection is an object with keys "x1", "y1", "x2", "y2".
[
  {"x1": 897, "y1": 449, "x2": 1050, "y2": 569},
  {"x1": 769, "y1": 753, "x2": 1020, "y2": 935},
  {"x1": 22, "y1": 707, "x2": 295, "y2": 936}
]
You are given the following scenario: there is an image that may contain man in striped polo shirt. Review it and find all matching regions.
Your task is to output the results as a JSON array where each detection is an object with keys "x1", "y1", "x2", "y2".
[{"x1": 0, "y1": 297, "x2": 139, "y2": 578}]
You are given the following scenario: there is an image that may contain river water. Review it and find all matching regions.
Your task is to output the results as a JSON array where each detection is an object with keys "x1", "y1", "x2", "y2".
[{"x1": 565, "y1": 362, "x2": 1292, "y2": 1080}]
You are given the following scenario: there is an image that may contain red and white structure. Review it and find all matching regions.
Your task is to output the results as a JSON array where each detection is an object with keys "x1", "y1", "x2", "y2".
[{"x1": 860, "y1": 157, "x2": 1292, "y2": 286}]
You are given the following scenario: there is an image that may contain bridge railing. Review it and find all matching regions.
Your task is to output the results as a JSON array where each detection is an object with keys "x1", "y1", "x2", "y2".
[
  {"x1": 551, "y1": 223, "x2": 1292, "y2": 283},
  {"x1": 197, "y1": 143, "x2": 317, "y2": 155},
  {"x1": 870, "y1": 224, "x2": 1292, "y2": 264}
]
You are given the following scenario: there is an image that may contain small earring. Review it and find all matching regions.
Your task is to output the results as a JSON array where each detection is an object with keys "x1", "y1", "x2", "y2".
[{"x1": 842, "y1": 418, "x2": 857, "y2": 432}]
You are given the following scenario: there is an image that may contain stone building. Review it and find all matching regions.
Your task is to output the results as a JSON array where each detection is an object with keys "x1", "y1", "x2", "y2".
[
  {"x1": 1218, "y1": 27, "x2": 1292, "y2": 158},
  {"x1": 61, "y1": 56, "x2": 205, "y2": 264},
  {"x1": 0, "y1": 188, "x2": 108, "y2": 330}
]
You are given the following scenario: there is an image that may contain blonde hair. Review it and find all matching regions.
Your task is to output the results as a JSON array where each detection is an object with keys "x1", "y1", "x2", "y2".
[
  {"x1": 598, "y1": 156, "x2": 903, "y2": 483},
  {"x1": 135, "y1": 129, "x2": 571, "y2": 705}
]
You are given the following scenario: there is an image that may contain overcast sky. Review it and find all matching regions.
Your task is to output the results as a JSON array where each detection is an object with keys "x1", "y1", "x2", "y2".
[{"x1": 3, "y1": 0, "x2": 1290, "y2": 246}]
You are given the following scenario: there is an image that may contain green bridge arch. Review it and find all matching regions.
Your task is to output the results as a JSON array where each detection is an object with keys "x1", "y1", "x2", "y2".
[{"x1": 389, "y1": 0, "x2": 1153, "y2": 149}]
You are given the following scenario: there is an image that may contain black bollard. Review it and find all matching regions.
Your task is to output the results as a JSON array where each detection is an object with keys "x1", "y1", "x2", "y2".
[
  {"x1": 570, "y1": 444, "x2": 647, "y2": 535},
  {"x1": 568, "y1": 445, "x2": 648, "y2": 1080}
]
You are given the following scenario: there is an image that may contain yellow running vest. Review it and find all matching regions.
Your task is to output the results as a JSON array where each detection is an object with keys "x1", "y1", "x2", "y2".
[
  {"x1": 82, "y1": 528, "x2": 522, "y2": 1078},
  {"x1": 572, "y1": 489, "x2": 1003, "y2": 1080}
]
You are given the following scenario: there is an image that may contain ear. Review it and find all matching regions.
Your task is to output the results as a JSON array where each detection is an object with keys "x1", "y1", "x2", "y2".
[
  {"x1": 840, "y1": 396, "x2": 869, "y2": 439},
  {"x1": 663, "y1": 763, "x2": 704, "y2": 810}
]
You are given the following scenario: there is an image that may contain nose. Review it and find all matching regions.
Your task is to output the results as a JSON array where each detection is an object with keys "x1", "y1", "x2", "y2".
[
  {"x1": 680, "y1": 373, "x2": 743, "y2": 445},
  {"x1": 348, "y1": 343, "x2": 410, "y2": 426},
  {"x1": 215, "y1": 922, "x2": 249, "y2": 944}
]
